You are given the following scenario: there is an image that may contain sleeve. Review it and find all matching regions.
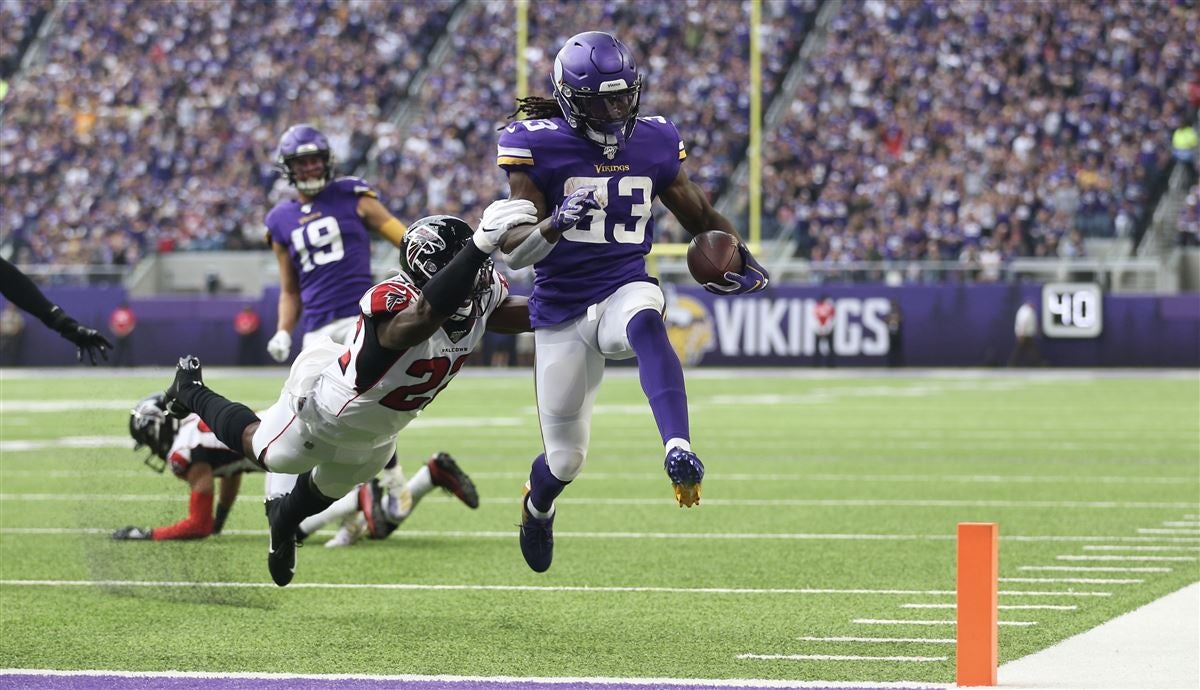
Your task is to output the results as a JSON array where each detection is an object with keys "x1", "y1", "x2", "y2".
[
  {"x1": 497, "y1": 124, "x2": 536, "y2": 170},
  {"x1": 659, "y1": 118, "x2": 686, "y2": 191},
  {"x1": 359, "y1": 280, "x2": 421, "y2": 318},
  {"x1": 0, "y1": 258, "x2": 59, "y2": 325},
  {"x1": 264, "y1": 205, "x2": 285, "y2": 247}
]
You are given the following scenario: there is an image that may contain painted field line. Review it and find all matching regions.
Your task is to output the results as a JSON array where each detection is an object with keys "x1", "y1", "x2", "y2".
[
  {"x1": 1000, "y1": 577, "x2": 1141, "y2": 584},
  {"x1": 796, "y1": 636, "x2": 955, "y2": 644},
  {"x1": 0, "y1": 579, "x2": 1112, "y2": 598},
  {"x1": 461, "y1": 471, "x2": 1196, "y2": 486},
  {"x1": 0, "y1": 400, "x2": 144, "y2": 412},
  {"x1": 737, "y1": 653, "x2": 948, "y2": 662},
  {"x1": 2, "y1": 527, "x2": 1194, "y2": 548},
  {"x1": 900, "y1": 604, "x2": 1077, "y2": 611},
  {"x1": 853, "y1": 619, "x2": 1037, "y2": 627},
  {"x1": 1019, "y1": 566, "x2": 1172, "y2": 573},
  {"x1": 2, "y1": 492, "x2": 1195, "y2": 510},
  {"x1": 0, "y1": 668, "x2": 955, "y2": 689},
  {"x1": 1163, "y1": 521, "x2": 1200, "y2": 527},
  {"x1": 1057, "y1": 555, "x2": 1197, "y2": 562},
  {"x1": 1138, "y1": 528, "x2": 1200, "y2": 535},
  {"x1": 1082, "y1": 545, "x2": 1200, "y2": 551},
  {"x1": 0, "y1": 437, "x2": 130, "y2": 451}
]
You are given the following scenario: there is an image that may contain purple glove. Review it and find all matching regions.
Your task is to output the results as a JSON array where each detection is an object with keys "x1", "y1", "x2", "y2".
[
  {"x1": 704, "y1": 244, "x2": 771, "y2": 295},
  {"x1": 550, "y1": 186, "x2": 600, "y2": 233}
]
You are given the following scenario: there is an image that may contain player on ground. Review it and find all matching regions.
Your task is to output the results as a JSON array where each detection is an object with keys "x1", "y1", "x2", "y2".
[
  {"x1": 159, "y1": 204, "x2": 536, "y2": 586},
  {"x1": 496, "y1": 31, "x2": 770, "y2": 572},
  {"x1": 112, "y1": 394, "x2": 258, "y2": 540},
  {"x1": 265, "y1": 123, "x2": 412, "y2": 544}
]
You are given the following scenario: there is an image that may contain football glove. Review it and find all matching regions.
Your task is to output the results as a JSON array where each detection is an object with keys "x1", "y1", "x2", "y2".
[
  {"x1": 474, "y1": 199, "x2": 538, "y2": 253},
  {"x1": 704, "y1": 243, "x2": 771, "y2": 295},
  {"x1": 48, "y1": 307, "x2": 112, "y2": 365},
  {"x1": 549, "y1": 186, "x2": 600, "y2": 234},
  {"x1": 112, "y1": 526, "x2": 153, "y2": 540},
  {"x1": 266, "y1": 330, "x2": 292, "y2": 363}
]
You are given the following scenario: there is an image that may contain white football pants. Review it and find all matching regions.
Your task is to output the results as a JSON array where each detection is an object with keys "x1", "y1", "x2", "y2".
[{"x1": 536, "y1": 281, "x2": 664, "y2": 482}]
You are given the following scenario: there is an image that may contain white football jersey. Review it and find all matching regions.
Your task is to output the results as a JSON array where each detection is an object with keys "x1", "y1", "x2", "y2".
[{"x1": 304, "y1": 270, "x2": 510, "y2": 444}]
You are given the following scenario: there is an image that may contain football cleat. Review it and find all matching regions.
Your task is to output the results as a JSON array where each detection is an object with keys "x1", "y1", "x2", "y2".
[
  {"x1": 359, "y1": 479, "x2": 399, "y2": 540},
  {"x1": 518, "y1": 483, "x2": 555, "y2": 573},
  {"x1": 325, "y1": 513, "x2": 367, "y2": 548},
  {"x1": 428, "y1": 452, "x2": 479, "y2": 509},
  {"x1": 265, "y1": 496, "x2": 298, "y2": 587},
  {"x1": 664, "y1": 447, "x2": 704, "y2": 507},
  {"x1": 163, "y1": 355, "x2": 204, "y2": 419}
]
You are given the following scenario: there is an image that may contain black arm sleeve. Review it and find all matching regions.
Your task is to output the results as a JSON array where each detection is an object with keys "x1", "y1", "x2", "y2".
[
  {"x1": 0, "y1": 258, "x2": 63, "y2": 327},
  {"x1": 421, "y1": 243, "x2": 491, "y2": 317}
]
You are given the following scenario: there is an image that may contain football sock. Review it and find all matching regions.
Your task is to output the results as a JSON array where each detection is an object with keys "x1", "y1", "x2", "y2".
[
  {"x1": 298, "y1": 490, "x2": 359, "y2": 536},
  {"x1": 276, "y1": 471, "x2": 336, "y2": 528},
  {"x1": 408, "y1": 463, "x2": 434, "y2": 502},
  {"x1": 528, "y1": 453, "x2": 568, "y2": 514},
  {"x1": 174, "y1": 385, "x2": 259, "y2": 457},
  {"x1": 626, "y1": 309, "x2": 690, "y2": 444}
]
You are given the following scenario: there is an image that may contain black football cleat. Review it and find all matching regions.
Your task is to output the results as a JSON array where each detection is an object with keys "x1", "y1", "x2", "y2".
[
  {"x1": 265, "y1": 497, "x2": 297, "y2": 587},
  {"x1": 518, "y1": 485, "x2": 555, "y2": 573},
  {"x1": 359, "y1": 479, "x2": 399, "y2": 540},
  {"x1": 664, "y1": 447, "x2": 704, "y2": 507},
  {"x1": 428, "y1": 452, "x2": 479, "y2": 509},
  {"x1": 163, "y1": 355, "x2": 204, "y2": 419}
]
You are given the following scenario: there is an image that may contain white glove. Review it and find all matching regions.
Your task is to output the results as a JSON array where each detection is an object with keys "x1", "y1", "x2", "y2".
[
  {"x1": 266, "y1": 330, "x2": 292, "y2": 363},
  {"x1": 474, "y1": 199, "x2": 538, "y2": 253}
]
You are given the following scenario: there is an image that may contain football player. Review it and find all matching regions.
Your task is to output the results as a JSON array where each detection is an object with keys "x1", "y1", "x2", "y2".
[
  {"x1": 264, "y1": 124, "x2": 411, "y2": 544},
  {"x1": 112, "y1": 394, "x2": 258, "y2": 541},
  {"x1": 495, "y1": 32, "x2": 770, "y2": 572},
  {"x1": 265, "y1": 123, "x2": 408, "y2": 361},
  {"x1": 159, "y1": 204, "x2": 536, "y2": 586},
  {"x1": 0, "y1": 257, "x2": 112, "y2": 364}
]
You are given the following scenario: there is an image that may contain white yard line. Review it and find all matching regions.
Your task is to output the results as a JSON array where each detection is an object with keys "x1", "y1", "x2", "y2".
[
  {"x1": 1, "y1": 493, "x2": 1194, "y2": 510},
  {"x1": 795, "y1": 636, "x2": 955, "y2": 644},
  {"x1": 1081, "y1": 545, "x2": 1200, "y2": 551},
  {"x1": 0, "y1": 578, "x2": 1113, "y2": 598},
  {"x1": 1138, "y1": 528, "x2": 1200, "y2": 535},
  {"x1": 1019, "y1": 566, "x2": 1172, "y2": 573},
  {"x1": 736, "y1": 653, "x2": 948, "y2": 662},
  {"x1": 1000, "y1": 577, "x2": 1143, "y2": 585},
  {"x1": 1162, "y1": 521, "x2": 1200, "y2": 527},
  {"x1": 853, "y1": 619, "x2": 1037, "y2": 627},
  {"x1": 1057, "y1": 555, "x2": 1197, "y2": 562}
]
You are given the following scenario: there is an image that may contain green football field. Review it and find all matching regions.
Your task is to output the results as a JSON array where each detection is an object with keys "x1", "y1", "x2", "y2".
[{"x1": 1, "y1": 368, "x2": 1197, "y2": 684}]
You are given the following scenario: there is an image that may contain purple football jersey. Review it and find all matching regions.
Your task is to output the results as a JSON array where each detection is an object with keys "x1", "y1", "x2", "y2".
[
  {"x1": 497, "y1": 116, "x2": 687, "y2": 328},
  {"x1": 265, "y1": 177, "x2": 379, "y2": 333}
]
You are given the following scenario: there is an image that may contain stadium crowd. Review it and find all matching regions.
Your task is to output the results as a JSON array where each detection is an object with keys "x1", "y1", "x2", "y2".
[
  {"x1": 760, "y1": 0, "x2": 1199, "y2": 270},
  {"x1": 1, "y1": 0, "x2": 453, "y2": 267},
  {"x1": 2, "y1": 0, "x2": 1196, "y2": 276}
]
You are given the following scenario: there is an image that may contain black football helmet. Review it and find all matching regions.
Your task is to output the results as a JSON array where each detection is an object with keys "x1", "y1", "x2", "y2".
[
  {"x1": 399, "y1": 215, "x2": 496, "y2": 322},
  {"x1": 129, "y1": 393, "x2": 178, "y2": 473}
]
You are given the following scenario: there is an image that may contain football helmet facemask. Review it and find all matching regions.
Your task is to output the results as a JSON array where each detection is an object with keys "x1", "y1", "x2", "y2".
[
  {"x1": 274, "y1": 124, "x2": 334, "y2": 196},
  {"x1": 129, "y1": 393, "x2": 178, "y2": 473},
  {"x1": 400, "y1": 215, "x2": 495, "y2": 322},
  {"x1": 553, "y1": 31, "x2": 643, "y2": 157}
]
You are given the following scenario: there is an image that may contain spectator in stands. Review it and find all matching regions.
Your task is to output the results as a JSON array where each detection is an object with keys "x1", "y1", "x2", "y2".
[
  {"x1": 0, "y1": 302, "x2": 25, "y2": 366},
  {"x1": 1180, "y1": 186, "x2": 1200, "y2": 247},
  {"x1": 886, "y1": 300, "x2": 904, "y2": 368},
  {"x1": 1173, "y1": 121, "x2": 1198, "y2": 188},
  {"x1": 234, "y1": 305, "x2": 262, "y2": 366},
  {"x1": 108, "y1": 302, "x2": 136, "y2": 367}
]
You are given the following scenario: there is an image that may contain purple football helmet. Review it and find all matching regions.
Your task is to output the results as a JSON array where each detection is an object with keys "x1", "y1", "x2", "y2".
[
  {"x1": 553, "y1": 31, "x2": 642, "y2": 157},
  {"x1": 274, "y1": 124, "x2": 334, "y2": 196}
]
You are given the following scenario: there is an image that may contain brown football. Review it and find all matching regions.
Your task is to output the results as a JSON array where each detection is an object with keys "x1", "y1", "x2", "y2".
[{"x1": 687, "y1": 231, "x2": 743, "y2": 285}]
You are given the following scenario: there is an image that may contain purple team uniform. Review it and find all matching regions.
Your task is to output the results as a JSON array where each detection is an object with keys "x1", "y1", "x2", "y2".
[
  {"x1": 264, "y1": 177, "x2": 379, "y2": 334},
  {"x1": 497, "y1": 115, "x2": 687, "y2": 328}
]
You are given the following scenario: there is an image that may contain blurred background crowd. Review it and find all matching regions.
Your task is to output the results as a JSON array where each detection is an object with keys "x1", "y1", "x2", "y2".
[{"x1": 1, "y1": 0, "x2": 1197, "y2": 276}]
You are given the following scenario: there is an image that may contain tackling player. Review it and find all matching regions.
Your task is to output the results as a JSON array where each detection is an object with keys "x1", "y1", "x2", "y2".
[
  {"x1": 0, "y1": 257, "x2": 112, "y2": 364},
  {"x1": 159, "y1": 203, "x2": 536, "y2": 586},
  {"x1": 496, "y1": 31, "x2": 770, "y2": 572}
]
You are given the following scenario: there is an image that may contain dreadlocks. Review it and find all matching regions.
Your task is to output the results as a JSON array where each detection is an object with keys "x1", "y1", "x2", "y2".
[{"x1": 502, "y1": 96, "x2": 562, "y2": 127}]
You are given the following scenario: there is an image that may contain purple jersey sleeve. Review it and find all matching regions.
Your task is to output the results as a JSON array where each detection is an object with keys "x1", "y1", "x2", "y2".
[
  {"x1": 264, "y1": 178, "x2": 380, "y2": 333},
  {"x1": 496, "y1": 116, "x2": 686, "y2": 328}
]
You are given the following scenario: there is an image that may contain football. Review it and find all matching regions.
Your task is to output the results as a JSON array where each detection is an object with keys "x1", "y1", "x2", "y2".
[{"x1": 686, "y1": 231, "x2": 743, "y2": 285}]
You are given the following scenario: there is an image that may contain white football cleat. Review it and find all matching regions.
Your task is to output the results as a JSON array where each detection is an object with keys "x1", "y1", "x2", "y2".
[{"x1": 324, "y1": 513, "x2": 367, "y2": 548}]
